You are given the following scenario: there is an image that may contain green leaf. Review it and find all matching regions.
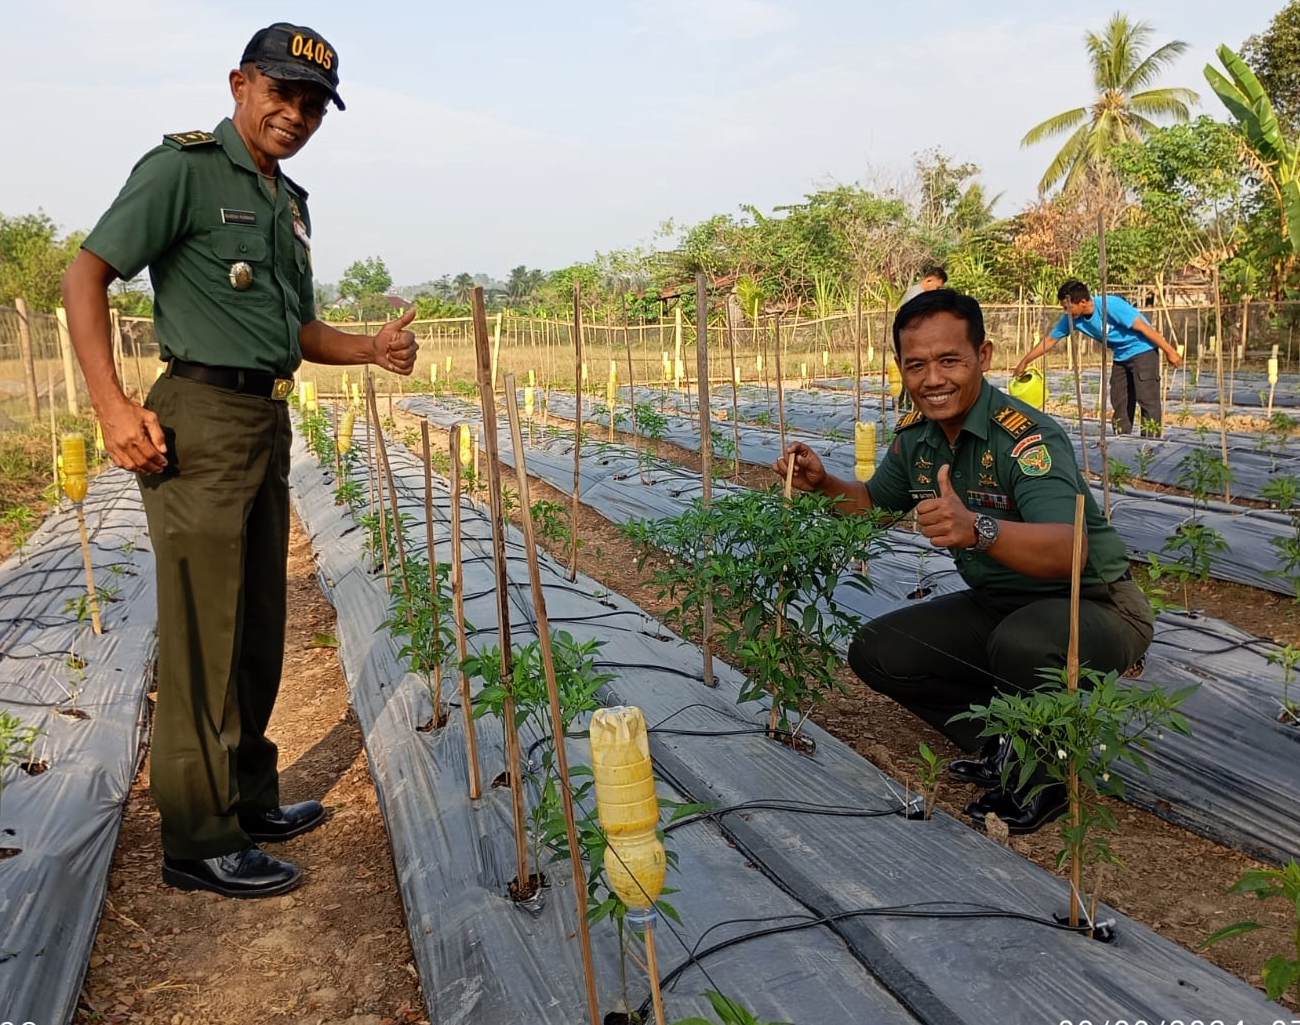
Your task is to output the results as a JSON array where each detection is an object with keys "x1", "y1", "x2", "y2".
[{"x1": 1200, "y1": 920, "x2": 1265, "y2": 947}]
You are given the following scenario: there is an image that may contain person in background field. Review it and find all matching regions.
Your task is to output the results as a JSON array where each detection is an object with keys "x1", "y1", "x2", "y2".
[
  {"x1": 774, "y1": 289, "x2": 1153, "y2": 835},
  {"x1": 61, "y1": 22, "x2": 418, "y2": 898},
  {"x1": 901, "y1": 265, "x2": 948, "y2": 305},
  {"x1": 1014, "y1": 279, "x2": 1183, "y2": 437}
]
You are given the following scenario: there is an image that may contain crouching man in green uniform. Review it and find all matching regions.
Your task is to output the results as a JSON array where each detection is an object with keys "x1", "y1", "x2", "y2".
[
  {"x1": 775, "y1": 290, "x2": 1153, "y2": 834},
  {"x1": 62, "y1": 23, "x2": 418, "y2": 897}
]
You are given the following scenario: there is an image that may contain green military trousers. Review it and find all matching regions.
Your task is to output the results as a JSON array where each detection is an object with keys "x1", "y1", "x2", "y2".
[
  {"x1": 847, "y1": 578, "x2": 1154, "y2": 752},
  {"x1": 139, "y1": 373, "x2": 291, "y2": 859}
]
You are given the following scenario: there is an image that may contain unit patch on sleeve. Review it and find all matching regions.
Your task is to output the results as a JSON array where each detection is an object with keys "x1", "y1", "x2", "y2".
[
  {"x1": 992, "y1": 406, "x2": 1036, "y2": 440},
  {"x1": 163, "y1": 130, "x2": 217, "y2": 148},
  {"x1": 1016, "y1": 444, "x2": 1052, "y2": 476},
  {"x1": 896, "y1": 410, "x2": 926, "y2": 430}
]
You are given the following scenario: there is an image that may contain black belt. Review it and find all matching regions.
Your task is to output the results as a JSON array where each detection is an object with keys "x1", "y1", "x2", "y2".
[{"x1": 167, "y1": 358, "x2": 293, "y2": 400}]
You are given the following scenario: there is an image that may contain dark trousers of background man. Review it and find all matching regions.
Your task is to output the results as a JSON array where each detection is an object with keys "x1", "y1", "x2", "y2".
[
  {"x1": 138, "y1": 374, "x2": 292, "y2": 860},
  {"x1": 846, "y1": 583, "x2": 1153, "y2": 753},
  {"x1": 1111, "y1": 348, "x2": 1162, "y2": 437}
]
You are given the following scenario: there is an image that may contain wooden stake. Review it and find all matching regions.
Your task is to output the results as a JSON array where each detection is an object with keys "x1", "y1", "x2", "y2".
[
  {"x1": 1096, "y1": 214, "x2": 1113, "y2": 521},
  {"x1": 367, "y1": 377, "x2": 408, "y2": 602},
  {"x1": 54, "y1": 307, "x2": 80, "y2": 415},
  {"x1": 449, "y1": 426, "x2": 481, "y2": 800},
  {"x1": 853, "y1": 286, "x2": 863, "y2": 424},
  {"x1": 421, "y1": 421, "x2": 444, "y2": 726},
  {"x1": 75, "y1": 504, "x2": 103, "y2": 635},
  {"x1": 1066, "y1": 493, "x2": 1086, "y2": 929},
  {"x1": 570, "y1": 285, "x2": 583, "y2": 583},
  {"x1": 773, "y1": 314, "x2": 787, "y2": 455},
  {"x1": 471, "y1": 287, "x2": 530, "y2": 891},
  {"x1": 644, "y1": 927, "x2": 667, "y2": 1025},
  {"x1": 362, "y1": 369, "x2": 384, "y2": 579},
  {"x1": 1068, "y1": 313, "x2": 1089, "y2": 478},
  {"x1": 503, "y1": 378, "x2": 601, "y2": 1025},
  {"x1": 695, "y1": 272, "x2": 715, "y2": 689}
]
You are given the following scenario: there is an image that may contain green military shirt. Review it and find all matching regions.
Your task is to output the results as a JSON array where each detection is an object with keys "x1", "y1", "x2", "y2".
[
  {"x1": 83, "y1": 118, "x2": 315, "y2": 375},
  {"x1": 866, "y1": 379, "x2": 1129, "y2": 593}
]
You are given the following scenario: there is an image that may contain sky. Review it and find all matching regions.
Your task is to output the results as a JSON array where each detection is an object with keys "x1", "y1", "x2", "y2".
[{"x1": 2, "y1": 0, "x2": 1284, "y2": 287}]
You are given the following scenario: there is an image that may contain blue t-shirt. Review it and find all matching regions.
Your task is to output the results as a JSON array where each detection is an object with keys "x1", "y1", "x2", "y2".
[{"x1": 1050, "y1": 295, "x2": 1153, "y2": 363}]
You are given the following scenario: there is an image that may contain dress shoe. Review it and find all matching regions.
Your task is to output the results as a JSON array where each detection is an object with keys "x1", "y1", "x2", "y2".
[
  {"x1": 162, "y1": 845, "x2": 301, "y2": 898},
  {"x1": 239, "y1": 800, "x2": 327, "y2": 842},
  {"x1": 963, "y1": 782, "x2": 1069, "y2": 835},
  {"x1": 948, "y1": 736, "x2": 1010, "y2": 788}
]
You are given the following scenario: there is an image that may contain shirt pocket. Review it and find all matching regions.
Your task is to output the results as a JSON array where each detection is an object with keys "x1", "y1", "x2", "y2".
[{"x1": 211, "y1": 228, "x2": 272, "y2": 305}]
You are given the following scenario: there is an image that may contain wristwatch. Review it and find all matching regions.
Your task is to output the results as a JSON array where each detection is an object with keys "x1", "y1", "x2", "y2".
[{"x1": 972, "y1": 514, "x2": 1000, "y2": 553}]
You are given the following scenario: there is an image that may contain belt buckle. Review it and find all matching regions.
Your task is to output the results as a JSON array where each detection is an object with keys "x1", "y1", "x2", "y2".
[{"x1": 271, "y1": 378, "x2": 293, "y2": 401}]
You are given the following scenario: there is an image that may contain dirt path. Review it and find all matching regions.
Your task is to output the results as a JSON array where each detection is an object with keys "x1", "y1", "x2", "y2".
[{"x1": 74, "y1": 516, "x2": 425, "y2": 1025}]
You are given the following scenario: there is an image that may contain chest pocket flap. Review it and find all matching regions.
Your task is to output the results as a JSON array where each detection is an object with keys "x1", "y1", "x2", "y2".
[{"x1": 211, "y1": 228, "x2": 268, "y2": 262}]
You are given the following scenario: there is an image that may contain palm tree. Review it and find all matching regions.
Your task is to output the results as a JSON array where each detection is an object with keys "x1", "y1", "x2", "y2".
[
  {"x1": 1022, "y1": 13, "x2": 1199, "y2": 193},
  {"x1": 451, "y1": 272, "x2": 475, "y2": 304}
]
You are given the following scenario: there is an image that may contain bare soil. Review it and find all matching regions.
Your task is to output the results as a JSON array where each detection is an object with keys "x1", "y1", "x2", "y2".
[{"x1": 66, "y1": 412, "x2": 1300, "y2": 1022}]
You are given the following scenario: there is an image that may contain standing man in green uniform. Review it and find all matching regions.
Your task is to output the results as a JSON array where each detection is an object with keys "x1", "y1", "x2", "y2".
[
  {"x1": 775, "y1": 289, "x2": 1152, "y2": 834},
  {"x1": 62, "y1": 23, "x2": 418, "y2": 898}
]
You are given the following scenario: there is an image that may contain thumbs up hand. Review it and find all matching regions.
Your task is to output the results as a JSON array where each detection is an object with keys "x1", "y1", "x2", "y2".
[
  {"x1": 373, "y1": 307, "x2": 419, "y2": 375},
  {"x1": 915, "y1": 464, "x2": 977, "y2": 549}
]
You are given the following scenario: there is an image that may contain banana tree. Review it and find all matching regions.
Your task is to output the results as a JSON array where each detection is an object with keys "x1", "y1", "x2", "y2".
[{"x1": 1205, "y1": 44, "x2": 1300, "y2": 257}]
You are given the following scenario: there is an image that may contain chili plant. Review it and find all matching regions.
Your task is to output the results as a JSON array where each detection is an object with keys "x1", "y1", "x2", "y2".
[
  {"x1": 0, "y1": 710, "x2": 43, "y2": 834},
  {"x1": 1265, "y1": 643, "x2": 1300, "y2": 725},
  {"x1": 1203, "y1": 860, "x2": 1300, "y2": 1007},
  {"x1": 955, "y1": 666, "x2": 1193, "y2": 932},
  {"x1": 465, "y1": 631, "x2": 612, "y2": 880},
  {"x1": 1263, "y1": 476, "x2": 1300, "y2": 604},
  {"x1": 382, "y1": 554, "x2": 458, "y2": 728},
  {"x1": 1161, "y1": 445, "x2": 1232, "y2": 603},
  {"x1": 622, "y1": 488, "x2": 887, "y2": 742}
]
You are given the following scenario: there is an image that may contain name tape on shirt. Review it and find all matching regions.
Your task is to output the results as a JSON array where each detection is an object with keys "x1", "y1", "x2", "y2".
[{"x1": 221, "y1": 209, "x2": 257, "y2": 226}]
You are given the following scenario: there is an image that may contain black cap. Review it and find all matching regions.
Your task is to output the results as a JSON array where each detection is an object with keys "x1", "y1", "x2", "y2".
[{"x1": 241, "y1": 23, "x2": 345, "y2": 110}]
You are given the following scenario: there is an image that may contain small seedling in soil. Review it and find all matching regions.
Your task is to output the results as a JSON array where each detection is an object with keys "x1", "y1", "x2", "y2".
[
  {"x1": 672, "y1": 991, "x2": 793, "y2": 1025},
  {"x1": 1262, "y1": 476, "x2": 1300, "y2": 605},
  {"x1": 0, "y1": 709, "x2": 44, "y2": 855},
  {"x1": 1107, "y1": 458, "x2": 1132, "y2": 494},
  {"x1": 908, "y1": 742, "x2": 943, "y2": 820},
  {"x1": 1202, "y1": 859, "x2": 1300, "y2": 1007},
  {"x1": 1265, "y1": 643, "x2": 1300, "y2": 725},
  {"x1": 956, "y1": 665, "x2": 1193, "y2": 935}
]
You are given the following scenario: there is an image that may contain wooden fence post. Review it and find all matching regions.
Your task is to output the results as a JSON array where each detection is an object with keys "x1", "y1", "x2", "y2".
[
  {"x1": 14, "y1": 297, "x2": 40, "y2": 421},
  {"x1": 55, "y1": 307, "x2": 80, "y2": 416}
]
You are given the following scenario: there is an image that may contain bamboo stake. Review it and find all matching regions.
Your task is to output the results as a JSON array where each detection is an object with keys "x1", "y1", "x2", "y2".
[
  {"x1": 853, "y1": 286, "x2": 863, "y2": 424},
  {"x1": 54, "y1": 307, "x2": 80, "y2": 416},
  {"x1": 726, "y1": 303, "x2": 741, "y2": 481},
  {"x1": 695, "y1": 272, "x2": 715, "y2": 690},
  {"x1": 15, "y1": 297, "x2": 40, "y2": 422},
  {"x1": 1096, "y1": 215, "x2": 1113, "y2": 521},
  {"x1": 449, "y1": 426, "x2": 481, "y2": 800},
  {"x1": 1213, "y1": 268, "x2": 1229, "y2": 499},
  {"x1": 367, "y1": 377, "x2": 412, "y2": 611},
  {"x1": 47, "y1": 363, "x2": 58, "y2": 510},
  {"x1": 503, "y1": 378, "x2": 601, "y2": 1025},
  {"x1": 624, "y1": 302, "x2": 637, "y2": 458},
  {"x1": 1069, "y1": 312, "x2": 1090, "y2": 479},
  {"x1": 1066, "y1": 493, "x2": 1086, "y2": 929},
  {"x1": 471, "y1": 287, "x2": 531, "y2": 892},
  {"x1": 421, "y1": 421, "x2": 445, "y2": 727},
  {"x1": 773, "y1": 314, "x2": 787, "y2": 455},
  {"x1": 362, "y1": 370, "x2": 387, "y2": 581},
  {"x1": 644, "y1": 928, "x2": 667, "y2": 1025},
  {"x1": 570, "y1": 285, "x2": 584, "y2": 583},
  {"x1": 75, "y1": 504, "x2": 103, "y2": 635}
]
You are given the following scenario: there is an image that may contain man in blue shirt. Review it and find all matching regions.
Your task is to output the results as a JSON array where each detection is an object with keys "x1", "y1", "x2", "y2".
[{"x1": 1014, "y1": 279, "x2": 1183, "y2": 436}]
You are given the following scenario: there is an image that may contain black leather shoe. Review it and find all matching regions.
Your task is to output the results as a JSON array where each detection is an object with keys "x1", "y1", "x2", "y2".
[
  {"x1": 162, "y1": 845, "x2": 301, "y2": 898},
  {"x1": 948, "y1": 736, "x2": 1010, "y2": 788},
  {"x1": 964, "y1": 783, "x2": 1069, "y2": 835},
  {"x1": 238, "y1": 800, "x2": 326, "y2": 842}
]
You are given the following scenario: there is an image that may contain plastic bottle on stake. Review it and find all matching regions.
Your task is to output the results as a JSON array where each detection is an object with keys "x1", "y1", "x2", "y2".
[
  {"x1": 61, "y1": 433, "x2": 87, "y2": 503},
  {"x1": 854, "y1": 422, "x2": 875, "y2": 482},
  {"x1": 589, "y1": 706, "x2": 665, "y2": 918}
]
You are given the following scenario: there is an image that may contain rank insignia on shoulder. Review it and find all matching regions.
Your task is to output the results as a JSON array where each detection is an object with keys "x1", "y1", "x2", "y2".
[
  {"x1": 993, "y1": 405, "x2": 1035, "y2": 439},
  {"x1": 163, "y1": 130, "x2": 217, "y2": 148},
  {"x1": 896, "y1": 410, "x2": 926, "y2": 430}
]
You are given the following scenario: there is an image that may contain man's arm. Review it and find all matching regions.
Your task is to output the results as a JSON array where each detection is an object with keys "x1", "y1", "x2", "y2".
[
  {"x1": 1012, "y1": 334, "x2": 1060, "y2": 378},
  {"x1": 1133, "y1": 318, "x2": 1184, "y2": 368},
  {"x1": 61, "y1": 250, "x2": 168, "y2": 474},
  {"x1": 299, "y1": 309, "x2": 419, "y2": 374},
  {"x1": 918, "y1": 465, "x2": 1081, "y2": 577},
  {"x1": 773, "y1": 442, "x2": 875, "y2": 514}
]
